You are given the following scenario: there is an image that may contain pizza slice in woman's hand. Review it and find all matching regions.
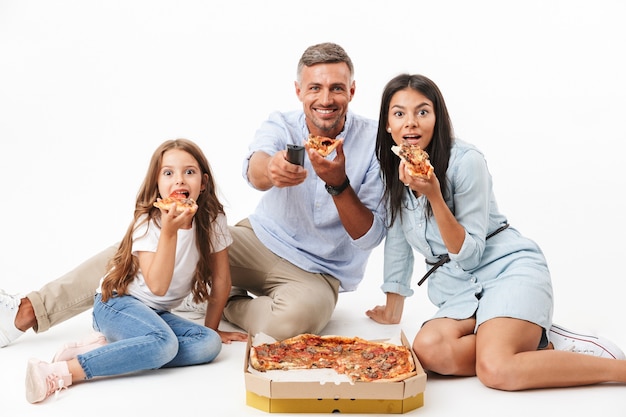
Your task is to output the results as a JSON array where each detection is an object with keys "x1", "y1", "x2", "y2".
[{"x1": 391, "y1": 142, "x2": 434, "y2": 179}]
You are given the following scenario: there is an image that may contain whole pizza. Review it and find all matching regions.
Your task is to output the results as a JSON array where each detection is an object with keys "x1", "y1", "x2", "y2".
[{"x1": 249, "y1": 333, "x2": 417, "y2": 383}]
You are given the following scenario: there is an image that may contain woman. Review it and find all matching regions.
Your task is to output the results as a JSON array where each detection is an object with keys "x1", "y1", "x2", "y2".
[{"x1": 366, "y1": 74, "x2": 626, "y2": 390}]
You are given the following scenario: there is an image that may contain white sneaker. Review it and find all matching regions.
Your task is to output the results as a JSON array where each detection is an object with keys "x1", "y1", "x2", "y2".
[
  {"x1": 25, "y1": 358, "x2": 72, "y2": 403},
  {"x1": 549, "y1": 324, "x2": 626, "y2": 360},
  {"x1": 0, "y1": 289, "x2": 25, "y2": 347},
  {"x1": 173, "y1": 293, "x2": 207, "y2": 314}
]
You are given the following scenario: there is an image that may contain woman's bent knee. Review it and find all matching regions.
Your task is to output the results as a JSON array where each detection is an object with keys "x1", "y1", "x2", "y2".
[{"x1": 475, "y1": 357, "x2": 521, "y2": 391}]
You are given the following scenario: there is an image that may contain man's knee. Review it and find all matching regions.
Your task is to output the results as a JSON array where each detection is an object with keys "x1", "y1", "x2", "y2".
[{"x1": 258, "y1": 299, "x2": 332, "y2": 340}]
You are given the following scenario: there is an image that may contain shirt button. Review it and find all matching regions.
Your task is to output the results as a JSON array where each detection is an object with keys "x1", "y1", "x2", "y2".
[{"x1": 470, "y1": 277, "x2": 477, "y2": 283}]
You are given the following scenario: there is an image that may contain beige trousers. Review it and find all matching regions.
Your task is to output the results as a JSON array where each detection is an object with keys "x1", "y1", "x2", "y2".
[
  {"x1": 28, "y1": 245, "x2": 117, "y2": 332},
  {"x1": 225, "y1": 218, "x2": 340, "y2": 340},
  {"x1": 28, "y1": 218, "x2": 340, "y2": 340}
]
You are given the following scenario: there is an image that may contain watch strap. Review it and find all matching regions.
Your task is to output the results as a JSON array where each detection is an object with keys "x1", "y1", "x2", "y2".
[{"x1": 325, "y1": 176, "x2": 350, "y2": 196}]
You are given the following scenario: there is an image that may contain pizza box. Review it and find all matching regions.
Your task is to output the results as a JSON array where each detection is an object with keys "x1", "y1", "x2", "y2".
[{"x1": 244, "y1": 330, "x2": 427, "y2": 414}]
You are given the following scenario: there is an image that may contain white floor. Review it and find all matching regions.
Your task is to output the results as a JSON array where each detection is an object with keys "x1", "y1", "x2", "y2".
[
  {"x1": 3, "y1": 244, "x2": 626, "y2": 416},
  {"x1": 2, "y1": 0, "x2": 626, "y2": 415}
]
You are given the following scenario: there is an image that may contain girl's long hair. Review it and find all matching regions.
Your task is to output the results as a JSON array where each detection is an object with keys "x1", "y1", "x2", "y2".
[
  {"x1": 101, "y1": 138, "x2": 225, "y2": 303},
  {"x1": 375, "y1": 74, "x2": 454, "y2": 226}
]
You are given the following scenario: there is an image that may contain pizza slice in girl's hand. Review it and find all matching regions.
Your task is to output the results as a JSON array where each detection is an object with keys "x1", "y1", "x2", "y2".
[
  {"x1": 153, "y1": 193, "x2": 197, "y2": 213},
  {"x1": 391, "y1": 142, "x2": 434, "y2": 179},
  {"x1": 306, "y1": 134, "x2": 342, "y2": 157}
]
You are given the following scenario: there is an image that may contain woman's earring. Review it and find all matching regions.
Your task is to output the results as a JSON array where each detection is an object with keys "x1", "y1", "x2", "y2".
[{"x1": 387, "y1": 127, "x2": 392, "y2": 133}]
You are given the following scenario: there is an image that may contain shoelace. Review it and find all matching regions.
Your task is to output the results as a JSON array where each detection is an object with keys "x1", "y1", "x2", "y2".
[
  {"x1": 45, "y1": 373, "x2": 68, "y2": 400},
  {"x1": 565, "y1": 345, "x2": 594, "y2": 355},
  {"x1": 561, "y1": 341, "x2": 604, "y2": 357}
]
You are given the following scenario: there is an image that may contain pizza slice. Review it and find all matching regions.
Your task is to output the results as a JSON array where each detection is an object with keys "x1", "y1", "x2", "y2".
[
  {"x1": 153, "y1": 193, "x2": 197, "y2": 213},
  {"x1": 391, "y1": 142, "x2": 434, "y2": 179},
  {"x1": 306, "y1": 134, "x2": 342, "y2": 157}
]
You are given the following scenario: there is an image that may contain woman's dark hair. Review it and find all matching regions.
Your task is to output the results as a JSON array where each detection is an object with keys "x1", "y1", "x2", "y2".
[{"x1": 375, "y1": 74, "x2": 454, "y2": 226}]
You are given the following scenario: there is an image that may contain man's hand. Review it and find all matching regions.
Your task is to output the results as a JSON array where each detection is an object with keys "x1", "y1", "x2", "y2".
[
  {"x1": 305, "y1": 139, "x2": 346, "y2": 186},
  {"x1": 248, "y1": 151, "x2": 307, "y2": 190}
]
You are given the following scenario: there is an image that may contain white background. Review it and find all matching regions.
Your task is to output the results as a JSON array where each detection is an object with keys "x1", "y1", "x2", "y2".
[{"x1": 2, "y1": 0, "x2": 625, "y2": 415}]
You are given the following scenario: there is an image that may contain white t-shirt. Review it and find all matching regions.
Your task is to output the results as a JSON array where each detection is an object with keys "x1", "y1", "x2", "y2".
[{"x1": 99, "y1": 212, "x2": 232, "y2": 311}]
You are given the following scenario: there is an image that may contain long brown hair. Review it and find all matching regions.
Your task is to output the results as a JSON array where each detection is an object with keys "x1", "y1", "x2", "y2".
[
  {"x1": 375, "y1": 74, "x2": 454, "y2": 225},
  {"x1": 101, "y1": 139, "x2": 225, "y2": 303}
]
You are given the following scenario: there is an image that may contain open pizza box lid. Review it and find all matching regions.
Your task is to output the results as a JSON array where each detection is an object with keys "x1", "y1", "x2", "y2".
[{"x1": 243, "y1": 330, "x2": 427, "y2": 401}]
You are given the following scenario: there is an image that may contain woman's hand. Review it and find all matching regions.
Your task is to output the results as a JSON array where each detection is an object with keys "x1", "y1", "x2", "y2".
[
  {"x1": 365, "y1": 293, "x2": 405, "y2": 324},
  {"x1": 399, "y1": 160, "x2": 440, "y2": 199}
]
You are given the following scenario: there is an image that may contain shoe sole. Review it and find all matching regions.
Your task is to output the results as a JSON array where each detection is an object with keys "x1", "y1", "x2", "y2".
[{"x1": 549, "y1": 325, "x2": 626, "y2": 360}]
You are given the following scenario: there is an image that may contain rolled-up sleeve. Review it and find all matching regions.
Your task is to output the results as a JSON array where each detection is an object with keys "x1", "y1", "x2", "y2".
[
  {"x1": 351, "y1": 156, "x2": 387, "y2": 251},
  {"x1": 241, "y1": 111, "x2": 302, "y2": 186}
]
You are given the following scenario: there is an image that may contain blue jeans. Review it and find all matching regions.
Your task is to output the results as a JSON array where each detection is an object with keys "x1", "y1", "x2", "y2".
[{"x1": 77, "y1": 293, "x2": 221, "y2": 379}]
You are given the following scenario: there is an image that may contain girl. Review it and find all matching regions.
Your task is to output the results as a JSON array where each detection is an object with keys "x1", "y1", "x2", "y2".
[
  {"x1": 366, "y1": 74, "x2": 626, "y2": 390},
  {"x1": 26, "y1": 139, "x2": 247, "y2": 403}
]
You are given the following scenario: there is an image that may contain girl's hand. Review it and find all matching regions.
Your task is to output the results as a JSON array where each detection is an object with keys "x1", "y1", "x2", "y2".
[
  {"x1": 217, "y1": 329, "x2": 248, "y2": 344},
  {"x1": 158, "y1": 203, "x2": 196, "y2": 232}
]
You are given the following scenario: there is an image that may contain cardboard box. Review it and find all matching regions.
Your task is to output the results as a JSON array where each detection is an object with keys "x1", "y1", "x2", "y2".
[{"x1": 244, "y1": 331, "x2": 427, "y2": 414}]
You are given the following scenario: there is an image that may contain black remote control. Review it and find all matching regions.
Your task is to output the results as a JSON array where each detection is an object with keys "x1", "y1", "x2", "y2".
[{"x1": 286, "y1": 144, "x2": 305, "y2": 166}]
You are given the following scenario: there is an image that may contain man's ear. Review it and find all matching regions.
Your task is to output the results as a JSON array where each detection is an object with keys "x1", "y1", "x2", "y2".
[{"x1": 294, "y1": 81, "x2": 302, "y2": 100}]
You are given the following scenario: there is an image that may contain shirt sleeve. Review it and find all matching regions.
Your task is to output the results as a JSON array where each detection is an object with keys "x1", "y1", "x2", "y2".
[
  {"x1": 381, "y1": 218, "x2": 415, "y2": 297},
  {"x1": 447, "y1": 149, "x2": 491, "y2": 270},
  {"x1": 210, "y1": 213, "x2": 233, "y2": 253},
  {"x1": 350, "y1": 151, "x2": 387, "y2": 251},
  {"x1": 131, "y1": 217, "x2": 159, "y2": 255},
  {"x1": 241, "y1": 111, "x2": 302, "y2": 185}
]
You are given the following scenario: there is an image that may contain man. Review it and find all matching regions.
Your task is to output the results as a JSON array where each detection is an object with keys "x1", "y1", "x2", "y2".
[{"x1": 1, "y1": 42, "x2": 387, "y2": 345}]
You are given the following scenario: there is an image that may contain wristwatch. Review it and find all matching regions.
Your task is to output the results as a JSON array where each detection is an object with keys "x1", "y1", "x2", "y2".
[{"x1": 325, "y1": 176, "x2": 350, "y2": 196}]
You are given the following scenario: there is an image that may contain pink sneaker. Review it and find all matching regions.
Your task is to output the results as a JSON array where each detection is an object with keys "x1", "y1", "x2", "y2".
[
  {"x1": 52, "y1": 332, "x2": 107, "y2": 362},
  {"x1": 25, "y1": 358, "x2": 72, "y2": 403}
]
